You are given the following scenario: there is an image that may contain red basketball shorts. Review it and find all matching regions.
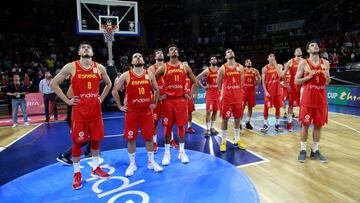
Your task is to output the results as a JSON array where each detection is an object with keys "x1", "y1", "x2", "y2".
[
  {"x1": 124, "y1": 108, "x2": 154, "y2": 141},
  {"x1": 162, "y1": 97, "x2": 188, "y2": 127},
  {"x1": 71, "y1": 119, "x2": 104, "y2": 144},
  {"x1": 299, "y1": 105, "x2": 328, "y2": 126}
]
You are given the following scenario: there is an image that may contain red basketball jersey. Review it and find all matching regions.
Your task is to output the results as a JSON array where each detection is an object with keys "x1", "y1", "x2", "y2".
[
  {"x1": 162, "y1": 63, "x2": 187, "y2": 97},
  {"x1": 152, "y1": 64, "x2": 165, "y2": 94},
  {"x1": 221, "y1": 63, "x2": 243, "y2": 104},
  {"x1": 243, "y1": 67, "x2": 257, "y2": 93},
  {"x1": 185, "y1": 77, "x2": 192, "y2": 94},
  {"x1": 205, "y1": 67, "x2": 220, "y2": 99},
  {"x1": 71, "y1": 60, "x2": 102, "y2": 121},
  {"x1": 125, "y1": 69, "x2": 152, "y2": 110},
  {"x1": 289, "y1": 58, "x2": 302, "y2": 91},
  {"x1": 264, "y1": 65, "x2": 282, "y2": 96},
  {"x1": 301, "y1": 59, "x2": 327, "y2": 108}
]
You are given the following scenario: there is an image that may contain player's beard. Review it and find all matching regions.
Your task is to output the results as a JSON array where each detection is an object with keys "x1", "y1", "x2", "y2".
[
  {"x1": 228, "y1": 56, "x2": 235, "y2": 60},
  {"x1": 82, "y1": 55, "x2": 91, "y2": 59},
  {"x1": 246, "y1": 65, "x2": 252, "y2": 68},
  {"x1": 211, "y1": 62, "x2": 217, "y2": 66},
  {"x1": 156, "y1": 58, "x2": 164, "y2": 62},
  {"x1": 134, "y1": 62, "x2": 143, "y2": 67}
]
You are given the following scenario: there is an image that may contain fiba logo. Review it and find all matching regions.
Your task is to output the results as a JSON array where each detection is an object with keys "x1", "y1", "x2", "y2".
[
  {"x1": 78, "y1": 131, "x2": 85, "y2": 140},
  {"x1": 163, "y1": 117, "x2": 168, "y2": 125},
  {"x1": 209, "y1": 105, "x2": 213, "y2": 110},
  {"x1": 128, "y1": 131, "x2": 134, "y2": 139},
  {"x1": 305, "y1": 114, "x2": 310, "y2": 121},
  {"x1": 153, "y1": 113, "x2": 158, "y2": 120}
]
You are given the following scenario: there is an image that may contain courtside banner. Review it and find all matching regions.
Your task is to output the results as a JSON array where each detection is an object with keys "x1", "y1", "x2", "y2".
[
  {"x1": 327, "y1": 85, "x2": 360, "y2": 107},
  {"x1": 25, "y1": 93, "x2": 44, "y2": 115}
]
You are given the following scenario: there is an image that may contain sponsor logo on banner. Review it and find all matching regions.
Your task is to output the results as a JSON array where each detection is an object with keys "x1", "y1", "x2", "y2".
[
  {"x1": 21, "y1": 93, "x2": 44, "y2": 115},
  {"x1": 327, "y1": 86, "x2": 360, "y2": 107}
]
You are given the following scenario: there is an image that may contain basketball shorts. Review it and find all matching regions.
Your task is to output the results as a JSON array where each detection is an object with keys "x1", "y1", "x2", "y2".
[
  {"x1": 188, "y1": 98, "x2": 195, "y2": 114},
  {"x1": 153, "y1": 101, "x2": 162, "y2": 122},
  {"x1": 299, "y1": 105, "x2": 328, "y2": 126},
  {"x1": 289, "y1": 89, "x2": 300, "y2": 107},
  {"x1": 162, "y1": 97, "x2": 188, "y2": 127},
  {"x1": 124, "y1": 108, "x2": 154, "y2": 141},
  {"x1": 206, "y1": 98, "x2": 220, "y2": 112},
  {"x1": 71, "y1": 118, "x2": 104, "y2": 144},
  {"x1": 243, "y1": 92, "x2": 256, "y2": 108},
  {"x1": 264, "y1": 95, "x2": 283, "y2": 108},
  {"x1": 221, "y1": 102, "x2": 243, "y2": 119}
]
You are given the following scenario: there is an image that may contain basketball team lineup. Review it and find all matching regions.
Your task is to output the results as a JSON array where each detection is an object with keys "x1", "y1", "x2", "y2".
[
  {"x1": 1, "y1": 0, "x2": 360, "y2": 202},
  {"x1": 47, "y1": 40, "x2": 329, "y2": 189}
]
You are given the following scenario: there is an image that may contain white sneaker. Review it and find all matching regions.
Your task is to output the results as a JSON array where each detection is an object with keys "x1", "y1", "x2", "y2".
[
  {"x1": 24, "y1": 122, "x2": 30, "y2": 126},
  {"x1": 162, "y1": 152, "x2": 171, "y2": 166},
  {"x1": 178, "y1": 151, "x2": 190, "y2": 164},
  {"x1": 125, "y1": 163, "x2": 137, "y2": 177},
  {"x1": 148, "y1": 161, "x2": 163, "y2": 173},
  {"x1": 12, "y1": 124, "x2": 18, "y2": 128}
]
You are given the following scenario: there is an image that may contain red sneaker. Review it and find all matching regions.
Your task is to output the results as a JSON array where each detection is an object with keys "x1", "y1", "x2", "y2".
[
  {"x1": 287, "y1": 123, "x2": 293, "y2": 132},
  {"x1": 170, "y1": 139, "x2": 179, "y2": 149},
  {"x1": 72, "y1": 172, "x2": 82, "y2": 190},
  {"x1": 153, "y1": 142, "x2": 158, "y2": 153},
  {"x1": 186, "y1": 127, "x2": 195, "y2": 134},
  {"x1": 91, "y1": 166, "x2": 110, "y2": 179}
]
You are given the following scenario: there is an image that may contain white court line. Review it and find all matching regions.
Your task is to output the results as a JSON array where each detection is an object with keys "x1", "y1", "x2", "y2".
[
  {"x1": 328, "y1": 118, "x2": 360, "y2": 134},
  {"x1": 0, "y1": 147, "x2": 5, "y2": 152},
  {"x1": 102, "y1": 116, "x2": 124, "y2": 120},
  {"x1": 1, "y1": 124, "x2": 43, "y2": 151},
  {"x1": 192, "y1": 120, "x2": 270, "y2": 167}
]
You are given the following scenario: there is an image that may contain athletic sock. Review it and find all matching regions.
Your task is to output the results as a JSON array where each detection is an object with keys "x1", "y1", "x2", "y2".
[
  {"x1": 147, "y1": 151, "x2": 154, "y2": 163},
  {"x1": 179, "y1": 143, "x2": 185, "y2": 153},
  {"x1": 300, "y1": 142, "x2": 307, "y2": 151},
  {"x1": 73, "y1": 162, "x2": 80, "y2": 173},
  {"x1": 92, "y1": 156, "x2": 100, "y2": 170},
  {"x1": 234, "y1": 128, "x2": 240, "y2": 142},
  {"x1": 188, "y1": 122, "x2": 192, "y2": 128},
  {"x1": 221, "y1": 130, "x2": 227, "y2": 140},
  {"x1": 206, "y1": 122, "x2": 210, "y2": 130},
  {"x1": 128, "y1": 152, "x2": 136, "y2": 164},
  {"x1": 165, "y1": 144, "x2": 170, "y2": 153},
  {"x1": 311, "y1": 142, "x2": 319, "y2": 152}
]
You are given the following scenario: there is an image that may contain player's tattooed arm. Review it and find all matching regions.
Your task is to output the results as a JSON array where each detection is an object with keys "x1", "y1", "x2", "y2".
[
  {"x1": 323, "y1": 59, "x2": 331, "y2": 85},
  {"x1": 195, "y1": 68, "x2": 208, "y2": 89},
  {"x1": 112, "y1": 71, "x2": 128, "y2": 112},
  {"x1": 98, "y1": 64, "x2": 112, "y2": 103}
]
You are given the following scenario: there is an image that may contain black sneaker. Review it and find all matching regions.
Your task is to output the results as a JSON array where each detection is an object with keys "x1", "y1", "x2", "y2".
[
  {"x1": 260, "y1": 124, "x2": 269, "y2": 133},
  {"x1": 240, "y1": 124, "x2": 242, "y2": 129},
  {"x1": 210, "y1": 128, "x2": 219, "y2": 135},
  {"x1": 297, "y1": 150, "x2": 307, "y2": 163},
  {"x1": 204, "y1": 129, "x2": 211, "y2": 137},
  {"x1": 310, "y1": 150, "x2": 328, "y2": 163},
  {"x1": 275, "y1": 124, "x2": 283, "y2": 132},
  {"x1": 84, "y1": 151, "x2": 92, "y2": 158},
  {"x1": 245, "y1": 122, "x2": 253, "y2": 130},
  {"x1": 57, "y1": 153, "x2": 72, "y2": 165}
]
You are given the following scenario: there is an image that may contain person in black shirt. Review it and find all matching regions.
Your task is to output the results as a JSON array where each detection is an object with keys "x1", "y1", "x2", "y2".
[{"x1": 6, "y1": 74, "x2": 29, "y2": 127}]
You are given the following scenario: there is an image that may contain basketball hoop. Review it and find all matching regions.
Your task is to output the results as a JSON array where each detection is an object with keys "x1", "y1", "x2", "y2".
[{"x1": 101, "y1": 24, "x2": 118, "y2": 43}]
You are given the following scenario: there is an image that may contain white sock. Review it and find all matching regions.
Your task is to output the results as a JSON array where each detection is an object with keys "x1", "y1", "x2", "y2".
[
  {"x1": 165, "y1": 144, "x2": 170, "y2": 153},
  {"x1": 264, "y1": 120, "x2": 268, "y2": 125},
  {"x1": 300, "y1": 142, "x2": 307, "y2": 151},
  {"x1": 128, "y1": 152, "x2": 136, "y2": 164},
  {"x1": 206, "y1": 122, "x2": 210, "y2": 130},
  {"x1": 147, "y1": 151, "x2": 154, "y2": 163},
  {"x1": 73, "y1": 162, "x2": 80, "y2": 173},
  {"x1": 288, "y1": 116, "x2": 292, "y2": 123},
  {"x1": 171, "y1": 132, "x2": 174, "y2": 140},
  {"x1": 276, "y1": 119, "x2": 280, "y2": 125},
  {"x1": 246, "y1": 116, "x2": 250, "y2": 122},
  {"x1": 92, "y1": 156, "x2": 100, "y2": 170},
  {"x1": 211, "y1": 121, "x2": 215, "y2": 129},
  {"x1": 234, "y1": 128, "x2": 240, "y2": 142},
  {"x1": 188, "y1": 122, "x2": 192, "y2": 128},
  {"x1": 153, "y1": 134, "x2": 157, "y2": 143},
  {"x1": 221, "y1": 130, "x2": 227, "y2": 140},
  {"x1": 179, "y1": 143, "x2": 185, "y2": 153},
  {"x1": 311, "y1": 142, "x2": 319, "y2": 152}
]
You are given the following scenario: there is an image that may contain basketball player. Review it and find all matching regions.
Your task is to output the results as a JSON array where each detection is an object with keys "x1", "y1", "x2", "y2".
[
  {"x1": 183, "y1": 61, "x2": 196, "y2": 134},
  {"x1": 260, "y1": 53, "x2": 284, "y2": 132},
  {"x1": 112, "y1": 53, "x2": 163, "y2": 176},
  {"x1": 195, "y1": 55, "x2": 220, "y2": 136},
  {"x1": 50, "y1": 42, "x2": 112, "y2": 189},
  {"x1": 283, "y1": 48, "x2": 304, "y2": 131},
  {"x1": 148, "y1": 49, "x2": 179, "y2": 152},
  {"x1": 295, "y1": 41, "x2": 330, "y2": 163},
  {"x1": 242, "y1": 59, "x2": 261, "y2": 130},
  {"x1": 155, "y1": 44, "x2": 197, "y2": 165},
  {"x1": 218, "y1": 49, "x2": 246, "y2": 152},
  {"x1": 281, "y1": 64, "x2": 291, "y2": 119}
]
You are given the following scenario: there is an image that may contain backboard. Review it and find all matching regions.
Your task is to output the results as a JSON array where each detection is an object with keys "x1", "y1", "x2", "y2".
[{"x1": 76, "y1": 0, "x2": 139, "y2": 36}]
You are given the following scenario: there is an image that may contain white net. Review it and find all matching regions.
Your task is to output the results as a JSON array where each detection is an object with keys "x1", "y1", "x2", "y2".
[{"x1": 102, "y1": 25, "x2": 117, "y2": 43}]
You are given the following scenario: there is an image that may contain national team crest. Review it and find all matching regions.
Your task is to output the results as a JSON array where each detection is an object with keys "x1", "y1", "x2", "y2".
[
  {"x1": 78, "y1": 131, "x2": 84, "y2": 140},
  {"x1": 93, "y1": 68, "x2": 98, "y2": 74}
]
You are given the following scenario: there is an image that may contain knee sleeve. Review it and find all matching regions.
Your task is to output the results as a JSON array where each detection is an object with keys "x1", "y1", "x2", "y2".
[
  {"x1": 164, "y1": 125, "x2": 173, "y2": 137},
  {"x1": 72, "y1": 142, "x2": 83, "y2": 157},
  {"x1": 91, "y1": 141, "x2": 100, "y2": 150},
  {"x1": 178, "y1": 126, "x2": 185, "y2": 137},
  {"x1": 275, "y1": 107, "x2": 281, "y2": 117},
  {"x1": 264, "y1": 106, "x2": 269, "y2": 119}
]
